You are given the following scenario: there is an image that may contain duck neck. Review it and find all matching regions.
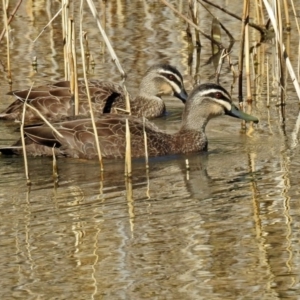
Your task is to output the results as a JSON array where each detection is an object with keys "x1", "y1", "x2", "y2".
[
  {"x1": 180, "y1": 110, "x2": 209, "y2": 133},
  {"x1": 136, "y1": 76, "x2": 163, "y2": 101},
  {"x1": 170, "y1": 129, "x2": 207, "y2": 153},
  {"x1": 131, "y1": 78, "x2": 165, "y2": 117}
]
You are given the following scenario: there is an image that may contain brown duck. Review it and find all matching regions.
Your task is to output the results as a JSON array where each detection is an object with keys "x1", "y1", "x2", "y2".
[
  {"x1": 0, "y1": 64, "x2": 187, "y2": 122},
  {"x1": 0, "y1": 83, "x2": 259, "y2": 159}
]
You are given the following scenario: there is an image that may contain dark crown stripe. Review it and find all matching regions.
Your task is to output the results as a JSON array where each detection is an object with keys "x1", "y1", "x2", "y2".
[
  {"x1": 204, "y1": 92, "x2": 231, "y2": 102},
  {"x1": 160, "y1": 72, "x2": 183, "y2": 88}
]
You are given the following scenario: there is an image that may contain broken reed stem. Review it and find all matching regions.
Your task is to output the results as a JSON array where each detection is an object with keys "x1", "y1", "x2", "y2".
[
  {"x1": 21, "y1": 84, "x2": 35, "y2": 186},
  {"x1": 143, "y1": 117, "x2": 149, "y2": 170},
  {"x1": 52, "y1": 144, "x2": 58, "y2": 180},
  {"x1": 201, "y1": 3, "x2": 234, "y2": 42},
  {"x1": 201, "y1": 0, "x2": 266, "y2": 35},
  {"x1": 225, "y1": 52, "x2": 237, "y2": 85},
  {"x1": 160, "y1": 0, "x2": 224, "y2": 49},
  {"x1": 122, "y1": 83, "x2": 131, "y2": 115},
  {"x1": 215, "y1": 48, "x2": 226, "y2": 84},
  {"x1": 86, "y1": 0, "x2": 131, "y2": 112},
  {"x1": 0, "y1": 0, "x2": 22, "y2": 44},
  {"x1": 80, "y1": 0, "x2": 103, "y2": 170},
  {"x1": 83, "y1": 32, "x2": 90, "y2": 73},
  {"x1": 86, "y1": 0, "x2": 125, "y2": 78},
  {"x1": 32, "y1": 7, "x2": 62, "y2": 43},
  {"x1": 3, "y1": 0, "x2": 12, "y2": 84},
  {"x1": 125, "y1": 119, "x2": 132, "y2": 177}
]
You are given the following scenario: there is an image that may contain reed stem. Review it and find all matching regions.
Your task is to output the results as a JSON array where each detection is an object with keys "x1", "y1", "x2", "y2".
[
  {"x1": 62, "y1": 0, "x2": 69, "y2": 80},
  {"x1": 160, "y1": 0, "x2": 224, "y2": 49},
  {"x1": 125, "y1": 119, "x2": 132, "y2": 177},
  {"x1": 32, "y1": 8, "x2": 63, "y2": 43},
  {"x1": 21, "y1": 84, "x2": 35, "y2": 186},
  {"x1": 3, "y1": 0, "x2": 12, "y2": 84},
  {"x1": 0, "y1": 0, "x2": 22, "y2": 44},
  {"x1": 244, "y1": 0, "x2": 252, "y2": 102},
  {"x1": 52, "y1": 145, "x2": 59, "y2": 181},
  {"x1": 80, "y1": 0, "x2": 103, "y2": 171},
  {"x1": 143, "y1": 117, "x2": 149, "y2": 170},
  {"x1": 238, "y1": 0, "x2": 249, "y2": 103}
]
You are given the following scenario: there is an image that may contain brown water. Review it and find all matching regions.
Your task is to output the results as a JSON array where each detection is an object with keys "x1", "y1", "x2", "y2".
[{"x1": 1, "y1": 1, "x2": 300, "y2": 299}]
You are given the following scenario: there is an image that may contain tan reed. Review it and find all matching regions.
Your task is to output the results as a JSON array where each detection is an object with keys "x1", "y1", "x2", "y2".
[
  {"x1": 20, "y1": 84, "x2": 35, "y2": 186},
  {"x1": 125, "y1": 119, "x2": 132, "y2": 177},
  {"x1": 80, "y1": 0, "x2": 104, "y2": 171},
  {"x1": 143, "y1": 117, "x2": 149, "y2": 170}
]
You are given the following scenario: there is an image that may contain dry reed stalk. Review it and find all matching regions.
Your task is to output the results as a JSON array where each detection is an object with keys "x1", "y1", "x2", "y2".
[
  {"x1": 254, "y1": 0, "x2": 261, "y2": 26},
  {"x1": 244, "y1": 0, "x2": 252, "y2": 102},
  {"x1": 185, "y1": 159, "x2": 190, "y2": 170},
  {"x1": 160, "y1": 0, "x2": 224, "y2": 49},
  {"x1": 237, "y1": 0, "x2": 249, "y2": 103},
  {"x1": 23, "y1": 103, "x2": 64, "y2": 138},
  {"x1": 122, "y1": 83, "x2": 131, "y2": 115},
  {"x1": 188, "y1": 0, "x2": 201, "y2": 47},
  {"x1": 3, "y1": 0, "x2": 12, "y2": 84},
  {"x1": 125, "y1": 119, "x2": 132, "y2": 177},
  {"x1": 100, "y1": 0, "x2": 106, "y2": 58},
  {"x1": 143, "y1": 117, "x2": 149, "y2": 170},
  {"x1": 264, "y1": 0, "x2": 297, "y2": 106},
  {"x1": 32, "y1": 56, "x2": 38, "y2": 72},
  {"x1": 80, "y1": 0, "x2": 103, "y2": 171},
  {"x1": 215, "y1": 48, "x2": 226, "y2": 84},
  {"x1": 202, "y1": 3, "x2": 234, "y2": 42},
  {"x1": 201, "y1": 0, "x2": 266, "y2": 35},
  {"x1": 125, "y1": 177, "x2": 134, "y2": 235},
  {"x1": 250, "y1": 51, "x2": 256, "y2": 97},
  {"x1": 86, "y1": 0, "x2": 131, "y2": 112},
  {"x1": 52, "y1": 145, "x2": 59, "y2": 181},
  {"x1": 70, "y1": 18, "x2": 79, "y2": 115},
  {"x1": 90, "y1": 54, "x2": 95, "y2": 72},
  {"x1": 86, "y1": 0, "x2": 125, "y2": 76},
  {"x1": 32, "y1": 8, "x2": 63, "y2": 43},
  {"x1": 185, "y1": 159, "x2": 190, "y2": 181},
  {"x1": 289, "y1": 0, "x2": 300, "y2": 81},
  {"x1": 67, "y1": 18, "x2": 74, "y2": 95},
  {"x1": 61, "y1": 0, "x2": 69, "y2": 80},
  {"x1": 20, "y1": 84, "x2": 35, "y2": 186},
  {"x1": 266, "y1": 55, "x2": 270, "y2": 107},
  {"x1": 0, "y1": 0, "x2": 22, "y2": 44},
  {"x1": 83, "y1": 32, "x2": 90, "y2": 73},
  {"x1": 283, "y1": 0, "x2": 291, "y2": 31},
  {"x1": 225, "y1": 52, "x2": 237, "y2": 87}
]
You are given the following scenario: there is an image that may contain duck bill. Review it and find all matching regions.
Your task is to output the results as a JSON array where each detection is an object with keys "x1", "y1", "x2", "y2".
[
  {"x1": 174, "y1": 89, "x2": 188, "y2": 103},
  {"x1": 226, "y1": 104, "x2": 259, "y2": 123}
]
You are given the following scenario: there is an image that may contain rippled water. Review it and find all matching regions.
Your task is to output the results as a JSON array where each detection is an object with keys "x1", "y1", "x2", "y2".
[{"x1": 1, "y1": 0, "x2": 300, "y2": 299}]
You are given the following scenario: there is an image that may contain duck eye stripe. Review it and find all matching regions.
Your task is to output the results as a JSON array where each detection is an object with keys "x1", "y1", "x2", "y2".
[
  {"x1": 205, "y1": 92, "x2": 230, "y2": 102},
  {"x1": 160, "y1": 72, "x2": 182, "y2": 87}
]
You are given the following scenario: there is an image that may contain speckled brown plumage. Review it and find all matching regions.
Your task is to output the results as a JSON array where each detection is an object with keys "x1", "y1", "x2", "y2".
[
  {"x1": 0, "y1": 64, "x2": 187, "y2": 122},
  {"x1": 0, "y1": 83, "x2": 259, "y2": 159}
]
